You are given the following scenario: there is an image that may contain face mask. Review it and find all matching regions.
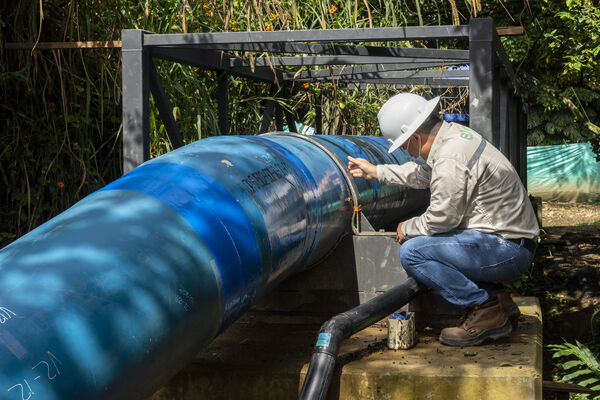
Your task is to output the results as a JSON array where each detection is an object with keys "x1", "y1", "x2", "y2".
[{"x1": 415, "y1": 135, "x2": 426, "y2": 163}]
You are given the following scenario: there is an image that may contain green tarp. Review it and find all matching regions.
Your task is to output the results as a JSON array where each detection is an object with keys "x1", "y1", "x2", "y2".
[{"x1": 527, "y1": 142, "x2": 600, "y2": 202}]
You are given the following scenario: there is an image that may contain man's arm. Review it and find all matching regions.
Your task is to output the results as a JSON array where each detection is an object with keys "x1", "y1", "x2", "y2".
[
  {"x1": 347, "y1": 156, "x2": 431, "y2": 189},
  {"x1": 377, "y1": 162, "x2": 431, "y2": 189},
  {"x1": 402, "y1": 157, "x2": 474, "y2": 238}
]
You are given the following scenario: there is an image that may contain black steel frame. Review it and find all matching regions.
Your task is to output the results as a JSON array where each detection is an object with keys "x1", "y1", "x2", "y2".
[{"x1": 121, "y1": 18, "x2": 527, "y2": 182}]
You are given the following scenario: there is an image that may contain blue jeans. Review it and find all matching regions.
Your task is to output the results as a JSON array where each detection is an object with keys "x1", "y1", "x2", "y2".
[{"x1": 399, "y1": 229, "x2": 534, "y2": 307}]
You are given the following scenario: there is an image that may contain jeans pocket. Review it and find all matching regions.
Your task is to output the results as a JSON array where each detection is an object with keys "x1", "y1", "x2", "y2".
[{"x1": 480, "y1": 257, "x2": 521, "y2": 282}]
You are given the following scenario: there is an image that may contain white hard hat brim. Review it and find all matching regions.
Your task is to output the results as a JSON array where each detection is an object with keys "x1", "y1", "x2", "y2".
[{"x1": 387, "y1": 96, "x2": 441, "y2": 154}]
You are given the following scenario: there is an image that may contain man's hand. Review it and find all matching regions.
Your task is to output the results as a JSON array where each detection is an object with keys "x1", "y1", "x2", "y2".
[
  {"x1": 396, "y1": 222, "x2": 406, "y2": 244},
  {"x1": 347, "y1": 156, "x2": 378, "y2": 180}
]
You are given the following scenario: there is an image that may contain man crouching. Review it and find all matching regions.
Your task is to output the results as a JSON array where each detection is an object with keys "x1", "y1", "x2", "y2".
[{"x1": 348, "y1": 93, "x2": 539, "y2": 346}]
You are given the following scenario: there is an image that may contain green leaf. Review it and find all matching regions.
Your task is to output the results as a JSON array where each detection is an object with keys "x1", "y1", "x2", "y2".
[
  {"x1": 553, "y1": 350, "x2": 574, "y2": 358},
  {"x1": 564, "y1": 360, "x2": 586, "y2": 369},
  {"x1": 579, "y1": 377, "x2": 599, "y2": 387},
  {"x1": 563, "y1": 369, "x2": 593, "y2": 381}
]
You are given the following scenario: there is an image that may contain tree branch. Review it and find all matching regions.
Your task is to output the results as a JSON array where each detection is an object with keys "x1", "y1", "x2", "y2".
[{"x1": 522, "y1": 72, "x2": 600, "y2": 136}]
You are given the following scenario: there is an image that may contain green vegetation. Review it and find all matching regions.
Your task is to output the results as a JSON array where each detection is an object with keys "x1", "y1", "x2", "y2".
[
  {"x1": 549, "y1": 341, "x2": 600, "y2": 398},
  {"x1": 2, "y1": 0, "x2": 599, "y2": 244}
]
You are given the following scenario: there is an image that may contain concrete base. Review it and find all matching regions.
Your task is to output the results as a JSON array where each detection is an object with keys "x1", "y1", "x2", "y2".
[{"x1": 150, "y1": 297, "x2": 542, "y2": 400}]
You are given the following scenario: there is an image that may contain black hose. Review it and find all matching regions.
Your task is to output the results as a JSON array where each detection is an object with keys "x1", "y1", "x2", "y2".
[{"x1": 298, "y1": 277, "x2": 423, "y2": 400}]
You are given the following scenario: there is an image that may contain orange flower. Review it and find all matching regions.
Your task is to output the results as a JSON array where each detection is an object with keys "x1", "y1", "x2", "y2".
[
  {"x1": 229, "y1": 19, "x2": 236, "y2": 25},
  {"x1": 49, "y1": 101, "x2": 56, "y2": 109},
  {"x1": 265, "y1": 24, "x2": 272, "y2": 31},
  {"x1": 302, "y1": 82, "x2": 309, "y2": 88},
  {"x1": 271, "y1": 13, "x2": 279, "y2": 18},
  {"x1": 101, "y1": 53, "x2": 107, "y2": 59},
  {"x1": 202, "y1": 2, "x2": 209, "y2": 9},
  {"x1": 232, "y1": 27, "x2": 239, "y2": 31},
  {"x1": 329, "y1": 5, "x2": 338, "y2": 13},
  {"x1": 510, "y1": 293, "x2": 516, "y2": 297},
  {"x1": 57, "y1": 181, "x2": 65, "y2": 188},
  {"x1": 176, "y1": 14, "x2": 181, "y2": 20},
  {"x1": 206, "y1": 11, "x2": 212, "y2": 16},
  {"x1": 193, "y1": 67, "x2": 199, "y2": 72}
]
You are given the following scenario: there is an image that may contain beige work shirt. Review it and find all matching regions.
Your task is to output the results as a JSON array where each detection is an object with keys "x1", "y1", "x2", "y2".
[{"x1": 377, "y1": 121, "x2": 539, "y2": 240}]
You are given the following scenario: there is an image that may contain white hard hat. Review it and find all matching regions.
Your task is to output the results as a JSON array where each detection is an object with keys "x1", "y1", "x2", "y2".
[{"x1": 377, "y1": 93, "x2": 440, "y2": 153}]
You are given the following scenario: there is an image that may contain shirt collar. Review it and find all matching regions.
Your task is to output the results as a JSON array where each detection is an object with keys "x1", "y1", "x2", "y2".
[{"x1": 426, "y1": 121, "x2": 452, "y2": 167}]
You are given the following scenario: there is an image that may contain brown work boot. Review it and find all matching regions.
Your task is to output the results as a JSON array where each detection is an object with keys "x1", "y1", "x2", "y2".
[
  {"x1": 492, "y1": 288, "x2": 521, "y2": 329},
  {"x1": 439, "y1": 296, "x2": 512, "y2": 346}
]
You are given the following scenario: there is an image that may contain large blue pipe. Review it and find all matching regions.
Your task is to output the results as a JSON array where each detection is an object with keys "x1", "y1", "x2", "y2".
[{"x1": 0, "y1": 134, "x2": 424, "y2": 400}]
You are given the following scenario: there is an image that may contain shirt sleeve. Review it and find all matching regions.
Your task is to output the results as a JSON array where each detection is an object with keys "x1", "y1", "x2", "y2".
[
  {"x1": 376, "y1": 162, "x2": 431, "y2": 189},
  {"x1": 402, "y1": 157, "x2": 474, "y2": 238}
]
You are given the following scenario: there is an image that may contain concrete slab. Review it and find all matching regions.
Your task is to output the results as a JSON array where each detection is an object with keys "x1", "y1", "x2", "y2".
[{"x1": 150, "y1": 297, "x2": 542, "y2": 400}]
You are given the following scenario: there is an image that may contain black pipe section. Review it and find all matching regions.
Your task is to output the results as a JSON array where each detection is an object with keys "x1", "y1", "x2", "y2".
[{"x1": 298, "y1": 277, "x2": 423, "y2": 400}]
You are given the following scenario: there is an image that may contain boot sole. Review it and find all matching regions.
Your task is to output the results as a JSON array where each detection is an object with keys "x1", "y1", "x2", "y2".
[{"x1": 439, "y1": 320, "x2": 512, "y2": 347}]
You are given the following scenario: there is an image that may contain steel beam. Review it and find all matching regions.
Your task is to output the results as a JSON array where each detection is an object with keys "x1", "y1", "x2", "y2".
[
  {"x1": 259, "y1": 85, "x2": 278, "y2": 134},
  {"x1": 232, "y1": 55, "x2": 469, "y2": 68},
  {"x1": 519, "y1": 98, "x2": 528, "y2": 184},
  {"x1": 150, "y1": 47, "x2": 280, "y2": 82},
  {"x1": 282, "y1": 86, "x2": 297, "y2": 133},
  {"x1": 292, "y1": 69, "x2": 470, "y2": 82},
  {"x1": 315, "y1": 96, "x2": 323, "y2": 135},
  {"x1": 286, "y1": 63, "x2": 467, "y2": 80},
  {"x1": 275, "y1": 102, "x2": 284, "y2": 131},
  {"x1": 498, "y1": 74, "x2": 509, "y2": 156},
  {"x1": 509, "y1": 93, "x2": 519, "y2": 172},
  {"x1": 468, "y1": 18, "x2": 495, "y2": 143},
  {"x1": 303, "y1": 77, "x2": 469, "y2": 86},
  {"x1": 122, "y1": 29, "x2": 150, "y2": 173},
  {"x1": 492, "y1": 66, "x2": 502, "y2": 147},
  {"x1": 155, "y1": 43, "x2": 467, "y2": 59},
  {"x1": 259, "y1": 100, "x2": 275, "y2": 134},
  {"x1": 143, "y1": 26, "x2": 470, "y2": 47},
  {"x1": 149, "y1": 60, "x2": 184, "y2": 149},
  {"x1": 229, "y1": 48, "x2": 469, "y2": 67},
  {"x1": 355, "y1": 82, "x2": 469, "y2": 90}
]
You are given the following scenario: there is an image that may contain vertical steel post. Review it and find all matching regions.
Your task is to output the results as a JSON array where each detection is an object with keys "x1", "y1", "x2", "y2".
[
  {"x1": 315, "y1": 94, "x2": 323, "y2": 135},
  {"x1": 122, "y1": 29, "x2": 150, "y2": 173},
  {"x1": 259, "y1": 84, "x2": 278, "y2": 133},
  {"x1": 259, "y1": 101, "x2": 275, "y2": 133},
  {"x1": 508, "y1": 94, "x2": 519, "y2": 171},
  {"x1": 282, "y1": 85, "x2": 297, "y2": 133},
  {"x1": 468, "y1": 19, "x2": 495, "y2": 143},
  {"x1": 273, "y1": 84, "x2": 284, "y2": 131},
  {"x1": 492, "y1": 66, "x2": 501, "y2": 147},
  {"x1": 519, "y1": 98, "x2": 528, "y2": 185},
  {"x1": 275, "y1": 103, "x2": 284, "y2": 131},
  {"x1": 498, "y1": 75, "x2": 509, "y2": 157},
  {"x1": 218, "y1": 72, "x2": 229, "y2": 135}
]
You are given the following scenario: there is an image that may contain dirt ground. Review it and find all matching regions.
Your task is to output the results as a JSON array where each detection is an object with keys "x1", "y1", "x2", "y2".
[
  {"x1": 542, "y1": 202, "x2": 600, "y2": 227},
  {"x1": 535, "y1": 202, "x2": 600, "y2": 379}
]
